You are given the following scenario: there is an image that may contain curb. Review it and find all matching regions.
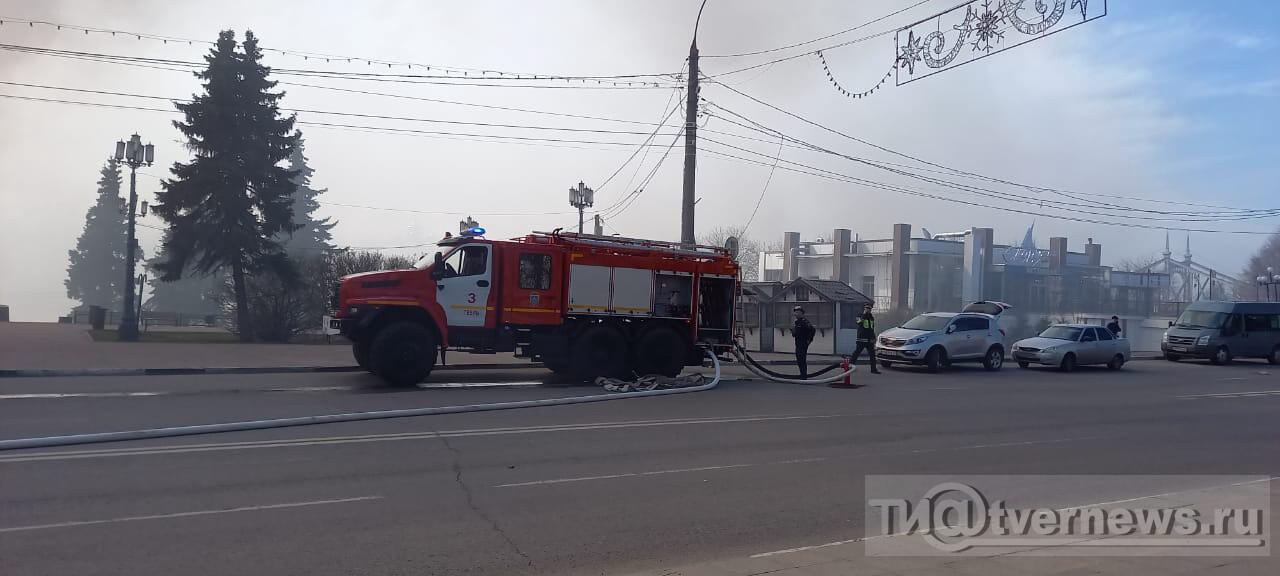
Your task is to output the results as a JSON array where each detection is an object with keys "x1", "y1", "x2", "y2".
[{"x1": 0, "y1": 362, "x2": 545, "y2": 379}]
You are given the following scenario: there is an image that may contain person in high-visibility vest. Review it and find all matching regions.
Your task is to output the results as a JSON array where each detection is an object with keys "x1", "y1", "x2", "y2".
[{"x1": 850, "y1": 302, "x2": 880, "y2": 374}]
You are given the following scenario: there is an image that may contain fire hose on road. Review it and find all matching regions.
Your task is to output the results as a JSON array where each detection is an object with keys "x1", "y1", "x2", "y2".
[
  {"x1": 0, "y1": 351, "x2": 723, "y2": 452},
  {"x1": 732, "y1": 343, "x2": 857, "y2": 385}
]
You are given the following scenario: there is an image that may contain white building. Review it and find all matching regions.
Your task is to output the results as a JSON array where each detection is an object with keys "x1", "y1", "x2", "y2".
[{"x1": 755, "y1": 224, "x2": 1170, "y2": 347}]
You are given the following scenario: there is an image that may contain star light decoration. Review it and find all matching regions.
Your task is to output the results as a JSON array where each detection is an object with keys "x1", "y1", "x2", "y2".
[{"x1": 896, "y1": 30, "x2": 923, "y2": 76}]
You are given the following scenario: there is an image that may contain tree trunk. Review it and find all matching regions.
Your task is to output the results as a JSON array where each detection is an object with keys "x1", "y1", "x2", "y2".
[{"x1": 232, "y1": 261, "x2": 253, "y2": 342}]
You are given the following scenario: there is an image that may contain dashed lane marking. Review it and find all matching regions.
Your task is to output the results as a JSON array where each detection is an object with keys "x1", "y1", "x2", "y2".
[
  {"x1": 0, "y1": 496, "x2": 382, "y2": 533},
  {"x1": 1177, "y1": 390, "x2": 1280, "y2": 400},
  {"x1": 0, "y1": 414, "x2": 848, "y2": 463}
]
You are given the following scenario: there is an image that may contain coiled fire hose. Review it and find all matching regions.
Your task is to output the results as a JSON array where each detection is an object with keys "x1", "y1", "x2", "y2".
[{"x1": 731, "y1": 343, "x2": 856, "y2": 385}]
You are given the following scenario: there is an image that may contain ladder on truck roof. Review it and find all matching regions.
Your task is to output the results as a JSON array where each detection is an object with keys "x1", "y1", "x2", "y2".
[{"x1": 529, "y1": 231, "x2": 732, "y2": 259}]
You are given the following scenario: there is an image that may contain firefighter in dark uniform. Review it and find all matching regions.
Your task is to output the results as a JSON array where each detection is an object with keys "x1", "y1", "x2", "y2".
[
  {"x1": 850, "y1": 303, "x2": 880, "y2": 374},
  {"x1": 792, "y1": 305, "x2": 816, "y2": 378}
]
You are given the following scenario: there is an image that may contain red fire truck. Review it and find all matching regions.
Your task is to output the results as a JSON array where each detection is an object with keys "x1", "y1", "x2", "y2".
[{"x1": 332, "y1": 230, "x2": 739, "y2": 385}]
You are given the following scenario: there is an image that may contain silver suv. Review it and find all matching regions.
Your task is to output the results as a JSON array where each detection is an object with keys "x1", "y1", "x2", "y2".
[{"x1": 876, "y1": 312, "x2": 1005, "y2": 372}]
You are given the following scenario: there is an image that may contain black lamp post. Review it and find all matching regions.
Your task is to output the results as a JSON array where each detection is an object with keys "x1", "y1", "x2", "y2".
[{"x1": 114, "y1": 134, "x2": 154, "y2": 341}]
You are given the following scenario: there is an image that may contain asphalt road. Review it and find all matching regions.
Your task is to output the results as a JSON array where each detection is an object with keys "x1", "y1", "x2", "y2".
[{"x1": 1, "y1": 358, "x2": 1278, "y2": 575}]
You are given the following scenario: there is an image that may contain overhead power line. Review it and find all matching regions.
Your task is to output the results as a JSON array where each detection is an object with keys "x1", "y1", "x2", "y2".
[
  {"x1": 132, "y1": 171, "x2": 579, "y2": 217},
  {"x1": 705, "y1": 80, "x2": 1280, "y2": 215},
  {"x1": 0, "y1": 92, "x2": 686, "y2": 150},
  {"x1": 706, "y1": 105, "x2": 1280, "y2": 220},
  {"x1": 699, "y1": 144, "x2": 1280, "y2": 236},
  {"x1": 701, "y1": 28, "x2": 896, "y2": 79},
  {"x1": 0, "y1": 16, "x2": 678, "y2": 83},
  {"x1": 702, "y1": 0, "x2": 931, "y2": 59},
  {"x1": 0, "y1": 43, "x2": 681, "y2": 89},
  {"x1": 703, "y1": 133, "x2": 1279, "y2": 224},
  {"x1": 0, "y1": 80, "x2": 679, "y2": 136}
]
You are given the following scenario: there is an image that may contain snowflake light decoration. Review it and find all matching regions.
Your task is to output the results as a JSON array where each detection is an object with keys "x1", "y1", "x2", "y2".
[
  {"x1": 1071, "y1": 0, "x2": 1088, "y2": 19},
  {"x1": 969, "y1": 0, "x2": 1008, "y2": 53},
  {"x1": 896, "y1": 30, "x2": 923, "y2": 75}
]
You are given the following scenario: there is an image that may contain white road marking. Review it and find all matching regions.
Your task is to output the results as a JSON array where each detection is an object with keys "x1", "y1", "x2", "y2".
[
  {"x1": 1177, "y1": 389, "x2": 1280, "y2": 400},
  {"x1": 497, "y1": 438, "x2": 1103, "y2": 489},
  {"x1": 749, "y1": 477, "x2": 1280, "y2": 558},
  {"x1": 495, "y1": 457, "x2": 830, "y2": 488},
  {"x1": 751, "y1": 538, "x2": 865, "y2": 558},
  {"x1": 0, "y1": 496, "x2": 381, "y2": 533},
  {"x1": 0, "y1": 392, "x2": 167, "y2": 399},
  {"x1": 0, "y1": 414, "x2": 847, "y2": 463},
  {"x1": 0, "y1": 382, "x2": 552, "y2": 399}
]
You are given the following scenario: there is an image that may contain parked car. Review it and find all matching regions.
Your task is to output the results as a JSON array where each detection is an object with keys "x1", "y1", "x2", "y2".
[
  {"x1": 877, "y1": 311, "x2": 1005, "y2": 372},
  {"x1": 1162, "y1": 301, "x2": 1280, "y2": 365},
  {"x1": 1012, "y1": 324, "x2": 1130, "y2": 371},
  {"x1": 961, "y1": 301, "x2": 1013, "y2": 337}
]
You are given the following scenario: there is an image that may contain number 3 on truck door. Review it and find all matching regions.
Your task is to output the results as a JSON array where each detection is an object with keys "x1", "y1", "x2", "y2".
[{"x1": 437, "y1": 244, "x2": 491, "y2": 327}]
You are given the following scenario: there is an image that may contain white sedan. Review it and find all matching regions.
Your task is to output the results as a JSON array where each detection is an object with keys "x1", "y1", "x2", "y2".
[{"x1": 1012, "y1": 324, "x2": 1130, "y2": 372}]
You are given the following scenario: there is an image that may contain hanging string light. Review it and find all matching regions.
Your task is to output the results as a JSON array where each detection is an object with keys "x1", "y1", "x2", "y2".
[{"x1": 816, "y1": 50, "x2": 893, "y2": 101}]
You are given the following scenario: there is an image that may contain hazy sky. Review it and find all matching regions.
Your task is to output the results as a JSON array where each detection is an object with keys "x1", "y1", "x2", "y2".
[{"x1": 1, "y1": 0, "x2": 1277, "y2": 321}]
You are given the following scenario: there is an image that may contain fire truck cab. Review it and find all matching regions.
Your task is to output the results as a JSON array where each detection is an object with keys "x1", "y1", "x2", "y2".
[{"x1": 333, "y1": 230, "x2": 739, "y2": 385}]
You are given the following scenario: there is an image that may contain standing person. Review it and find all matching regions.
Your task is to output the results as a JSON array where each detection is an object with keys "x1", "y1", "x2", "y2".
[
  {"x1": 1106, "y1": 316, "x2": 1122, "y2": 338},
  {"x1": 792, "y1": 305, "x2": 816, "y2": 378},
  {"x1": 850, "y1": 302, "x2": 881, "y2": 374}
]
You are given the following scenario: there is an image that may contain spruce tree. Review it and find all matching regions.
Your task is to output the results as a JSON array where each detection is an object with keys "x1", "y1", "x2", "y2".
[
  {"x1": 153, "y1": 30, "x2": 300, "y2": 341},
  {"x1": 65, "y1": 158, "x2": 138, "y2": 311},
  {"x1": 282, "y1": 137, "x2": 336, "y2": 256},
  {"x1": 145, "y1": 229, "x2": 221, "y2": 317}
]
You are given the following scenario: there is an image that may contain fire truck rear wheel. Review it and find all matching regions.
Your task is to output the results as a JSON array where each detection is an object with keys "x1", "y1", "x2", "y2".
[
  {"x1": 634, "y1": 326, "x2": 686, "y2": 378},
  {"x1": 571, "y1": 325, "x2": 630, "y2": 381},
  {"x1": 370, "y1": 321, "x2": 437, "y2": 387}
]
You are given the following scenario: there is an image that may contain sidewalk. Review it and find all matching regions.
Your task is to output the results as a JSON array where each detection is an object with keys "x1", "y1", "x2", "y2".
[{"x1": 0, "y1": 322, "x2": 527, "y2": 375}]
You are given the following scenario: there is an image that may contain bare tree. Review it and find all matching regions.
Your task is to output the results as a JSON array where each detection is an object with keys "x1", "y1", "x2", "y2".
[
  {"x1": 1242, "y1": 228, "x2": 1280, "y2": 283},
  {"x1": 1114, "y1": 253, "x2": 1163, "y2": 272},
  {"x1": 699, "y1": 225, "x2": 762, "y2": 281}
]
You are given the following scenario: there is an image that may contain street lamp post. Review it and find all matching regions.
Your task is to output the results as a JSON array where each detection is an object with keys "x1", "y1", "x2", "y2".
[
  {"x1": 114, "y1": 134, "x2": 154, "y2": 341},
  {"x1": 1258, "y1": 267, "x2": 1280, "y2": 302},
  {"x1": 568, "y1": 181, "x2": 594, "y2": 234}
]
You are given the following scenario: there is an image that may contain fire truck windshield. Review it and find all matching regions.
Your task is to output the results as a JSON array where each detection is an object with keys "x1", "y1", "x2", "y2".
[{"x1": 414, "y1": 250, "x2": 448, "y2": 270}]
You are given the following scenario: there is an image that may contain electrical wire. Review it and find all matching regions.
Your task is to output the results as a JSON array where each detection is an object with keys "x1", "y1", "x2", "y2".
[
  {"x1": 135, "y1": 171, "x2": 572, "y2": 218},
  {"x1": 0, "y1": 92, "x2": 686, "y2": 149},
  {"x1": 277, "y1": 80, "x2": 665, "y2": 126},
  {"x1": 702, "y1": 0, "x2": 930, "y2": 58},
  {"x1": 0, "y1": 43, "x2": 681, "y2": 89},
  {"x1": 701, "y1": 28, "x2": 896, "y2": 79},
  {"x1": 0, "y1": 80, "x2": 681, "y2": 136},
  {"x1": 706, "y1": 80, "x2": 1280, "y2": 213},
  {"x1": 698, "y1": 144, "x2": 1280, "y2": 235},
  {"x1": 699, "y1": 124, "x2": 1280, "y2": 223},
  {"x1": 739, "y1": 133, "x2": 785, "y2": 236},
  {"x1": 0, "y1": 16, "x2": 679, "y2": 83}
]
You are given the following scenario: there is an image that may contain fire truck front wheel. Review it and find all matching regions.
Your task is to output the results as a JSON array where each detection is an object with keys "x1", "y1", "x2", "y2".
[
  {"x1": 571, "y1": 324, "x2": 630, "y2": 381},
  {"x1": 369, "y1": 321, "x2": 437, "y2": 386},
  {"x1": 352, "y1": 338, "x2": 371, "y2": 372}
]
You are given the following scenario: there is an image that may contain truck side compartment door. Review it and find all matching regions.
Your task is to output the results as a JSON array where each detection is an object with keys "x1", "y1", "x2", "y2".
[{"x1": 503, "y1": 248, "x2": 563, "y2": 325}]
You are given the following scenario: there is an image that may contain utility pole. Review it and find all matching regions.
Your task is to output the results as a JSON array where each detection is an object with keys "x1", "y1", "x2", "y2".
[
  {"x1": 681, "y1": 1, "x2": 707, "y2": 245},
  {"x1": 593, "y1": 214, "x2": 603, "y2": 236},
  {"x1": 113, "y1": 134, "x2": 154, "y2": 342},
  {"x1": 569, "y1": 181, "x2": 594, "y2": 234}
]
